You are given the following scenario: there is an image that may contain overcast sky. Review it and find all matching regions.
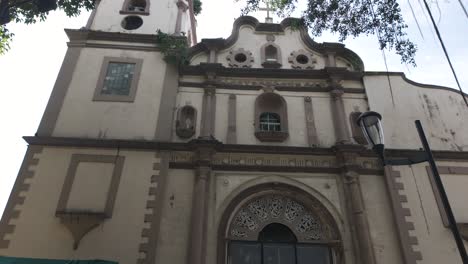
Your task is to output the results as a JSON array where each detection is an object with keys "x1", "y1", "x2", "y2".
[{"x1": 0, "y1": 0, "x2": 467, "y2": 216}]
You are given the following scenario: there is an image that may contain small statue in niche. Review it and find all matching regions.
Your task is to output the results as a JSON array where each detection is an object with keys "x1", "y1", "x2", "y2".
[
  {"x1": 176, "y1": 105, "x2": 197, "y2": 139},
  {"x1": 184, "y1": 116, "x2": 193, "y2": 129}
]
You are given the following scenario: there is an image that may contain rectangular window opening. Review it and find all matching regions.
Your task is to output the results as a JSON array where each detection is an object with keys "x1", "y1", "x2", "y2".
[
  {"x1": 93, "y1": 57, "x2": 143, "y2": 102},
  {"x1": 101, "y1": 62, "x2": 136, "y2": 96}
]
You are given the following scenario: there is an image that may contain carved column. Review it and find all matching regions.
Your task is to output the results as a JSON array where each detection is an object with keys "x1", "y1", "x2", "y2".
[
  {"x1": 187, "y1": 139, "x2": 219, "y2": 264},
  {"x1": 337, "y1": 147, "x2": 377, "y2": 264},
  {"x1": 174, "y1": 0, "x2": 188, "y2": 36},
  {"x1": 329, "y1": 75, "x2": 351, "y2": 145}
]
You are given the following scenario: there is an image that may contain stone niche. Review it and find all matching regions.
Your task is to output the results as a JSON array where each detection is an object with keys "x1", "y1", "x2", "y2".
[
  {"x1": 254, "y1": 92, "x2": 289, "y2": 142},
  {"x1": 176, "y1": 105, "x2": 197, "y2": 139}
]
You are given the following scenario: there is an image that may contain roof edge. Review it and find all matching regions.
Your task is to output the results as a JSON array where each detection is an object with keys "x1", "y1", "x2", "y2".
[{"x1": 365, "y1": 71, "x2": 468, "y2": 97}]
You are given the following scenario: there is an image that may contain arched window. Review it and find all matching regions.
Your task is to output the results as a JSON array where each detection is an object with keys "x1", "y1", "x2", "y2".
[
  {"x1": 255, "y1": 93, "x2": 288, "y2": 142},
  {"x1": 226, "y1": 194, "x2": 338, "y2": 264},
  {"x1": 261, "y1": 43, "x2": 282, "y2": 68},
  {"x1": 121, "y1": 0, "x2": 150, "y2": 15},
  {"x1": 176, "y1": 105, "x2": 197, "y2": 139},
  {"x1": 259, "y1": 112, "x2": 281, "y2": 132},
  {"x1": 265, "y1": 45, "x2": 278, "y2": 62}
]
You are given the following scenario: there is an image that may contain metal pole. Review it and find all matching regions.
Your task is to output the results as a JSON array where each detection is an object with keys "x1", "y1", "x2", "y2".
[{"x1": 415, "y1": 120, "x2": 468, "y2": 264}]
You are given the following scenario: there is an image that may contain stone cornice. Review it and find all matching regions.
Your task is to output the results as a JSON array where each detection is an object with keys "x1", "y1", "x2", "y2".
[
  {"x1": 179, "y1": 81, "x2": 366, "y2": 94},
  {"x1": 23, "y1": 136, "x2": 468, "y2": 160},
  {"x1": 65, "y1": 29, "x2": 159, "y2": 44},
  {"x1": 187, "y1": 16, "x2": 365, "y2": 71},
  {"x1": 180, "y1": 64, "x2": 364, "y2": 80},
  {"x1": 365, "y1": 71, "x2": 468, "y2": 97}
]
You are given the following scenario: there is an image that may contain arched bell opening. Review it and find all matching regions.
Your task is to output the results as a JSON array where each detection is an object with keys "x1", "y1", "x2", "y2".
[
  {"x1": 261, "y1": 43, "x2": 282, "y2": 69},
  {"x1": 121, "y1": 0, "x2": 150, "y2": 14}
]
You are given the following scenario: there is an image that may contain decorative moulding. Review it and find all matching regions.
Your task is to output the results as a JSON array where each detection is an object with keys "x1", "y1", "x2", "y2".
[
  {"x1": 56, "y1": 211, "x2": 107, "y2": 250},
  {"x1": 288, "y1": 50, "x2": 317, "y2": 69},
  {"x1": 55, "y1": 154, "x2": 124, "y2": 249},
  {"x1": 228, "y1": 194, "x2": 339, "y2": 242},
  {"x1": 254, "y1": 131, "x2": 288, "y2": 142},
  {"x1": 261, "y1": 61, "x2": 282, "y2": 69},
  {"x1": 0, "y1": 146, "x2": 43, "y2": 249},
  {"x1": 226, "y1": 48, "x2": 254, "y2": 68},
  {"x1": 176, "y1": 128, "x2": 196, "y2": 138},
  {"x1": 119, "y1": 10, "x2": 150, "y2": 16},
  {"x1": 22, "y1": 136, "x2": 468, "y2": 160},
  {"x1": 383, "y1": 166, "x2": 423, "y2": 263}
]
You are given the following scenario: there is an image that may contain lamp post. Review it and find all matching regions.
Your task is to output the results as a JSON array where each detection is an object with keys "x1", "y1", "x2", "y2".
[
  {"x1": 357, "y1": 111, "x2": 468, "y2": 264},
  {"x1": 1, "y1": 0, "x2": 57, "y2": 25}
]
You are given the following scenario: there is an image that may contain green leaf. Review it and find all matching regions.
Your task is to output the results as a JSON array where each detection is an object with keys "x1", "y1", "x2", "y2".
[{"x1": 1, "y1": 0, "x2": 95, "y2": 54}]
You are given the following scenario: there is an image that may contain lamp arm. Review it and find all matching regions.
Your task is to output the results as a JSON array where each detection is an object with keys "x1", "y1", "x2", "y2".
[{"x1": 383, "y1": 152, "x2": 428, "y2": 166}]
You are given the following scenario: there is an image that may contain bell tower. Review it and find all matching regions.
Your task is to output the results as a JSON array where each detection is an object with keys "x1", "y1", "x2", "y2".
[
  {"x1": 33, "y1": 0, "x2": 197, "y2": 141},
  {"x1": 87, "y1": 0, "x2": 196, "y2": 44}
]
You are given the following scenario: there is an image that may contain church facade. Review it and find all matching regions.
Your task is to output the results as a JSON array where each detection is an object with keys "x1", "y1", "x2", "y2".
[{"x1": 1, "y1": 0, "x2": 468, "y2": 264}]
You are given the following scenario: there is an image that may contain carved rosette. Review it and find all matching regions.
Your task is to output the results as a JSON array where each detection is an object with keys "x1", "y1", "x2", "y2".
[
  {"x1": 228, "y1": 194, "x2": 337, "y2": 242},
  {"x1": 288, "y1": 50, "x2": 317, "y2": 69},
  {"x1": 227, "y1": 48, "x2": 254, "y2": 68}
]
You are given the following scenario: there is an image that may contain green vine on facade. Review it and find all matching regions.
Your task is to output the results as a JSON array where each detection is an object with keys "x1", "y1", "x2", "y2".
[{"x1": 156, "y1": 30, "x2": 189, "y2": 65}]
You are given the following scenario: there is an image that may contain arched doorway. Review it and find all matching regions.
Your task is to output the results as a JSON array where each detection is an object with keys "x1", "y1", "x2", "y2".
[{"x1": 221, "y1": 191, "x2": 341, "y2": 264}]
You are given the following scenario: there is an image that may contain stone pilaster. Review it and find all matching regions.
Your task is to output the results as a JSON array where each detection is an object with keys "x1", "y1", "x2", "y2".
[
  {"x1": 200, "y1": 71, "x2": 217, "y2": 138},
  {"x1": 328, "y1": 70, "x2": 352, "y2": 145},
  {"x1": 226, "y1": 94, "x2": 237, "y2": 144},
  {"x1": 336, "y1": 145, "x2": 377, "y2": 264},
  {"x1": 304, "y1": 96, "x2": 319, "y2": 147},
  {"x1": 187, "y1": 139, "x2": 220, "y2": 264},
  {"x1": 174, "y1": 0, "x2": 188, "y2": 36}
]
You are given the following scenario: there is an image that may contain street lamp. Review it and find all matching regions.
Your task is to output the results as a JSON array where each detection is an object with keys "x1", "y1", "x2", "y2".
[
  {"x1": 356, "y1": 111, "x2": 385, "y2": 161},
  {"x1": 357, "y1": 111, "x2": 468, "y2": 264}
]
